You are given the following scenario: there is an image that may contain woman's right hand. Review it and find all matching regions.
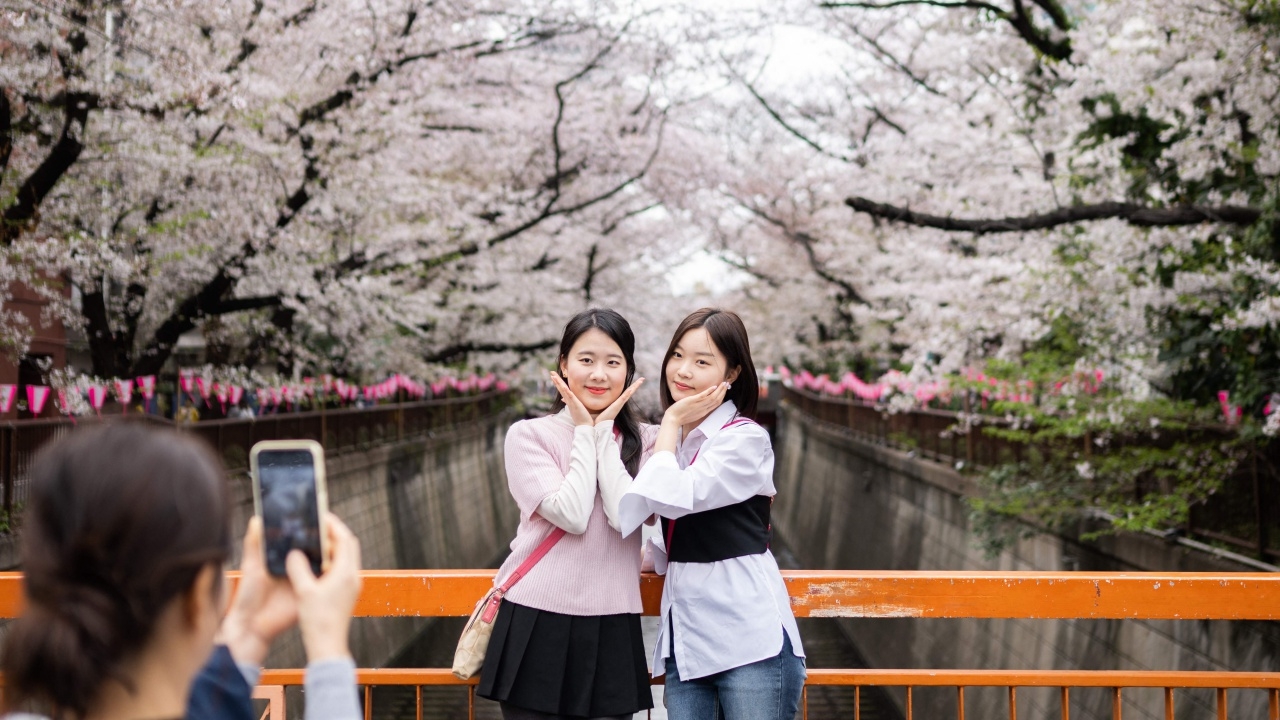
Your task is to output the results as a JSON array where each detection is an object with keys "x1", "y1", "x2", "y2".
[
  {"x1": 549, "y1": 371, "x2": 594, "y2": 426},
  {"x1": 663, "y1": 381, "x2": 730, "y2": 427},
  {"x1": 220, "y1": 517, "x2": 299, "y2": 666},
  {"x1": 285, "y1": 512, "x2": 363, "y2": 663},
  {"x1": 595, "y1": 377, "x2": 644, "y2": 425}
]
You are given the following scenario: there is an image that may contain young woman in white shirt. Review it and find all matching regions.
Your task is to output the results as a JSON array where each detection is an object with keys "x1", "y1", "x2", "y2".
[
  {"x1": 618, "y1": 307, "x2": 805, "y2": 720},
  {"x1": 477, "y1": 308, "x2": 656, "y2": 720}
]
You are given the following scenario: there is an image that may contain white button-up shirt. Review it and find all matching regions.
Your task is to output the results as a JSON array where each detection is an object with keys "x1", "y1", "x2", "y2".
[{"x1": 619, "y1": 401, "x2": 805, "y2": 680}]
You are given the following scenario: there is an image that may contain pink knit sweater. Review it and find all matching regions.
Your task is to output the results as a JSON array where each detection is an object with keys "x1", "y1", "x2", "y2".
[{"x1": 496, "y1": 410, "x2": 657, "y2": 616}]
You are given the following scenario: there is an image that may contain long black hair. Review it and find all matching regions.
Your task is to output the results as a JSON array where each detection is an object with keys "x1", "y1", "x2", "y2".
[
  {"x1": 552, "y1": 308, "x2": 644, "y2": 476},
  {"x1": 659, "y1": 307, "x2": 759, "y2": 420}
]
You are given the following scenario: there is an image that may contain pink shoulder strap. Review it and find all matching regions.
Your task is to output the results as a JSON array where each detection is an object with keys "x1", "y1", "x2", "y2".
[{"x1": 499, "y1": 527, "x2": 566, "y2": 592}]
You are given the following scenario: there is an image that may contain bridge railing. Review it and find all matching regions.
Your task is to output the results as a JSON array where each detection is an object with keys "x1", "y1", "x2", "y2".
[
  {"x1": 781, "y1": 385, "x2": 1280, "y2": 565},
  {"x1": 3, "y1": 571, "x2": 1273, "y2": 720},
  {"x1": 0, "y1": 389, "x2": 519, "y2": 518}
]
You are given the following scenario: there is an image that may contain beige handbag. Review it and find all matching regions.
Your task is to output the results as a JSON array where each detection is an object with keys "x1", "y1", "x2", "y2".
[{"x1": 452, "y1": 528, "x2": 565, "y2": 680}]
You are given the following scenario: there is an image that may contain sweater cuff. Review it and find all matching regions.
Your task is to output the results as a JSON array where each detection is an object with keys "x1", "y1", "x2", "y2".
[
  {"x1": 236, "y1": 659, "x2": 261, "y2": 689},
  {"x1": 304, "y1": 656, "x2": 360, "y2": 720},
  {"x1": 619, "y1": 451, "x2": 690, "y2": 536}
]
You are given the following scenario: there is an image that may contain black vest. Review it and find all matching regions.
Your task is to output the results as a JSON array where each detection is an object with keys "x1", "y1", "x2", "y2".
[{"x1": 662, "y1": 494, "x2": 772, "y2": 563}]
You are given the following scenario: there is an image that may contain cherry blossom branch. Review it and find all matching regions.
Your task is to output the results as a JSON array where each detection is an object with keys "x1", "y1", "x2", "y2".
[
  {"x1": 832, "y1": 18, "x2": 946, "y2": 98},
  {"x1": 128, "y1": 143, "x2": 320, "y2": 378},
  {"x1": 294, "y1": 29, "x2": 561, "y2": 132},
  {"x1": 547, "y1": 23, "x2": 632, "y2": 203},
  {"x1": 582, "y1": 243, "x2": 611, "y2": 302},
  {"x1": 712, "y1": 248, "x2": 783, "y2": 289},
  {"x1": 601, "y1": 202, "x2": 661, "y2": 235},
  {"x1": 724, "y1": 59, "x2": 858, "y2": 163},
  {"x1": 208, "y1": 296, "x2": 284, "y2": 314},
  {"x1": 0, "y1": 88, "x2": 10, "y2": 187},
  {"x1": 413, "y1": 109, "x2": 669, "y2": 273},
  {"x1": 819, "y1": 0, "x2": 1073, "y2": 61},
  {"x1": 843, "y1": 197, "x2": 1264, "y2": 233},
  {"x1": 2, "y1": 91, "x2": 94, "y2": 246},
  {"x1": 735, "y1": 200, "x2": 868, "y2": 306},
  {"x1": 423, "y1": 339, "x2": 557, "y2": 365},
  {"x1": 129, "y1": 269, "x2": 239, "y2": 376}
]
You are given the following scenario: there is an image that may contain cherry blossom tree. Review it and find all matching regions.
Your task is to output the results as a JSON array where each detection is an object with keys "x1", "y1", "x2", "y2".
[
  {"x1": 5, "y1": 0, "x2": 1277, "y2": 406},
  {"x1": 664, "y1": 0, "x2": 1278, "y2": 408},
  {"x1": 2, "y1": 0, "x2": 679, "y2": 379}
]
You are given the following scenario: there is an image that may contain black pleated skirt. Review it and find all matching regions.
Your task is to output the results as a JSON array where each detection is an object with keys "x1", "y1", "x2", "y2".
[{"x1": 476, "y1": 599, "x2": 653, "y2": 717}]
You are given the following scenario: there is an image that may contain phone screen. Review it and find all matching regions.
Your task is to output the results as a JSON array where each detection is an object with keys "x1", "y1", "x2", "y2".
[{"x1": 257, "y1": 449, "x2": 323, "y2": 577}]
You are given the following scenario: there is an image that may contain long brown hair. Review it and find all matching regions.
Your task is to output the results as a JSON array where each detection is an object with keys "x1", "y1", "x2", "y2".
[
  {"x1": 1, "y1": 423, "x2": 231, "y2": 719},
  {"x1": 660, "y1": 308, "x2": 760, "y2": 420}
]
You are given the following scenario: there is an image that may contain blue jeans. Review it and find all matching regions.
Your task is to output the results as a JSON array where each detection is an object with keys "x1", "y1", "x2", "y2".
[{"x1": 664, "y1": 634, "x2": 805, "y2": 720}]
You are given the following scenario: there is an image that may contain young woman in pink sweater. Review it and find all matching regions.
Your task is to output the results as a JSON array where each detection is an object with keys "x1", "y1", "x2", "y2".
[{"x1": 477, "y1": 308, "x2": 656, "y2": 720}]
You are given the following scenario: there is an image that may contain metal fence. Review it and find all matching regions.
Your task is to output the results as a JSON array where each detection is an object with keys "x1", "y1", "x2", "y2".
[
  {"x1": 66, "y1": 569, "x2": 1272, "y2": 720},
  {"x1": 0, "y1": 390, "x2": 519, "y2": 522},
  {"x1": 782, "y1": 385, "x2": 1280, "y2": 564}
]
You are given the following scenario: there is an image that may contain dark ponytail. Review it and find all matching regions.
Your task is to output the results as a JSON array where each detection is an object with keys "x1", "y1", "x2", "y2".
[
  {"x1": 551, "y1": 308, "x2": 645, "y2": 476},
  {"x1": 1, "y1": 424, "x2": 231, "y2": 719}
]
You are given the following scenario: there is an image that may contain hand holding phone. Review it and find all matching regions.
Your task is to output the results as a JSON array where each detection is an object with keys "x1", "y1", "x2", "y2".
[
  {"x1": 250, "y1": 440, "x2": 329, "y2": 577},
  {"x1": 218, "y1": 517, "x2": 299, "y2": 666},
  {"x1": 286, "y1": 512, "x2": 363, "y2": 662}
]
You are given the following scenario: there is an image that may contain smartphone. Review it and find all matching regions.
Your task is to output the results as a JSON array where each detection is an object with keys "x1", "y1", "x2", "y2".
[{"x1": 250, "y1": 439, "x2": 329, "y2": 577}]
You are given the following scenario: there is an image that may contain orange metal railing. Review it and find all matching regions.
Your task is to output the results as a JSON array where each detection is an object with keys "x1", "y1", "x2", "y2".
[{"x1": 3, "y1": 571, "x2": 1277, "y2": 719}]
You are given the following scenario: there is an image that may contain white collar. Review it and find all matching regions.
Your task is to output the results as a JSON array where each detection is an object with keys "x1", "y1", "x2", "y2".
[
  {"x1": 552, "y1": 406, "x2": 575, "y2": 427},
  {"x1": 687, "y1": 400, "x2": 739, "y2": 441}
]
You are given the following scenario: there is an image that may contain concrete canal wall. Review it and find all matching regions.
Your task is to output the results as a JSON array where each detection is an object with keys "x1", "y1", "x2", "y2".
[{"x1": 772, "y1": 402, "x2": 1280, "y2": 720}]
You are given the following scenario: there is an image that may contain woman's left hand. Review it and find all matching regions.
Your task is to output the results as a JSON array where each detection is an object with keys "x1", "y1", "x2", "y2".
[
  {"x1": 663, "y1": 381, "x2": 729, "y2": 428},
  {"x1": 219, "y1": 517, "x2": 299, "y2": 666},
  {"x1": 596, "y1": 378, "x2": 644, "y2": 425},
  {"x1": 549, "y1": 371, "x2": 594, "y2": 426}
]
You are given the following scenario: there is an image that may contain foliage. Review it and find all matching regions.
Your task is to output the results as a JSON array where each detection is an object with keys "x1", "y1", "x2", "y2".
[
  {"x1": 0, "y1": 505, "x2": 15, "y2": 535},
  {"x1": 968, "y1": 371, "x2": 1255, "y2": 556}
]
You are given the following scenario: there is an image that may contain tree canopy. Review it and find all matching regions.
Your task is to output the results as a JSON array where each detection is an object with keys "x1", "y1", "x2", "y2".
[{"x1": 3, "y1": 0, "x2": 1277, "y2": 408}]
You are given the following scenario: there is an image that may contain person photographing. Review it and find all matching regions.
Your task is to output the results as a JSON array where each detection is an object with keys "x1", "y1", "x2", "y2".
[{"x1": 0, "y1": 424, "x2": 363, "y2": 720}]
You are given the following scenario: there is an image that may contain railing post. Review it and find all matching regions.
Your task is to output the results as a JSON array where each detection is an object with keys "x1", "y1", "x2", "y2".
[
  {"x1": 1254, "y1": 449, "x2": 1268, "y2": 561},
  {"x1": 2, "y1": 425, "x2": 12, "y2": 519},
  {"x1": 964, "y1": 393, "x2": 974, "y2": 466}
]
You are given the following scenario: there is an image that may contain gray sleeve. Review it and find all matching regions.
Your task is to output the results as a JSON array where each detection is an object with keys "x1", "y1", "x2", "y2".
[
  {"x1": 236, "y1": 661, "x2": 261, "y2": 689},
  {"x1": 303, "y1": 657, "x2": 361, "y2": 720}
]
